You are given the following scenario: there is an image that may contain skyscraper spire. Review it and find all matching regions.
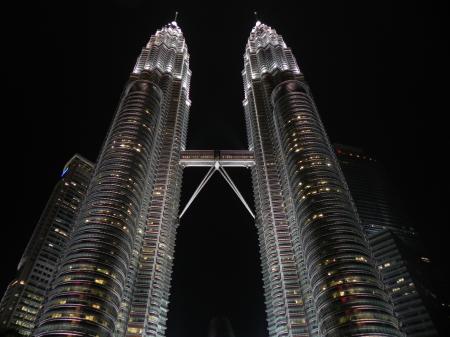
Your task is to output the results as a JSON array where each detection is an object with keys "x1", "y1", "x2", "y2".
[{"x1": 254, "y1": 11, "x2": 259, "y2": 22}]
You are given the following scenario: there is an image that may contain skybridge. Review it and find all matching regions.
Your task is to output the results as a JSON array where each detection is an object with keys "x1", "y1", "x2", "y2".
[
  {"x1": 179, "y1": 150, "x2": 256, "y2": 219},
  {"x1": 179, "y1": 150, "x2": 255, "y2": 168}
]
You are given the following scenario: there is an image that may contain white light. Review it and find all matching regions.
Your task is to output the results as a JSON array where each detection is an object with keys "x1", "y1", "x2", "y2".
[{"x1": 256, "y1": 20, "x2": 261, "y2": 26}]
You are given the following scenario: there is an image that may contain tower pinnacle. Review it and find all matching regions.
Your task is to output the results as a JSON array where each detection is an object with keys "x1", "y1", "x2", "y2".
[{"x1": 254, "y1": 11, "x2": 261, "y2": 26}]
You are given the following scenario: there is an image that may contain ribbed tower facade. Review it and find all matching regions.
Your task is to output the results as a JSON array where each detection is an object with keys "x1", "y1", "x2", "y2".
[
  {"x1": 242, "y1": 21, "x2": 401, "y2": 337},
  {"x1": 0, "y1": 155, "x2": 93, "y2": 336},
  {"x1": 33, "y1": 21, "x2": 190, "y2": 337}
]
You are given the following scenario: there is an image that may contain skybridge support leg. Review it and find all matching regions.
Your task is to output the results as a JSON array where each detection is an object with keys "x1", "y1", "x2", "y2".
[
  {"x1": 179, "y1": 162, "x2": 255, "y2": 220},
  {"x1": 179, "y1": 166, "x2": 215, "y2": 219},
  {"x1": 217, "y1": 166, "x2": 255, "y2": 219}
]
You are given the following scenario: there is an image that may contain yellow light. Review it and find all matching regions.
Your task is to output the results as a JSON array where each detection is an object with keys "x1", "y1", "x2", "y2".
[{"x1": 85, "y1": 315, "x2": 95, "y2": 321}]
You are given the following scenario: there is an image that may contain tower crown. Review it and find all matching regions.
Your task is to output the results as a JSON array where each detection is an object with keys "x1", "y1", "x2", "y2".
[
  {"x1": 248, "y1": 21, "x2": 286, "y2": 51},
  {"x1": 161, "y1": 20, "x2": 182, "y2": 37},
  {"x1": 132, "y1": 20, "x2": 190, "y2": 79},
  {"x1": 242, "y1": 22, "x2": 301, "y2": 86}
]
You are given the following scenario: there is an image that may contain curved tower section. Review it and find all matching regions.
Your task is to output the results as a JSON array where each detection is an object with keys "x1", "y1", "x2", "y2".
[
  {"x1": 122, "y1": 21, "x2": 191, "y2": 337},
  {"x1": 243, "y1": 21, "x2": 315, "y2": 337},
  {"x1": 243, "y1": 21, "x2": 401, "y2": 337},
  {"x1": 33, "y1": 21, "x2": 191, "y2": 337}
]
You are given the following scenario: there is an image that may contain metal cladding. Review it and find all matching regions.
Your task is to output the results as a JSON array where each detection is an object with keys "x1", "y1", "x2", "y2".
[
  {"x1": 243, "y1": 22, "x2": 316, "y2": 337},
  {"x1": 243, "y1": 22, "x2": 402, "y2": 337},
  {"x1": 123, "y1": 21, "x2": 191, "y2": 337},
  {"x1": 33, "y1": 21, "x2": 190, "y2": 337}
]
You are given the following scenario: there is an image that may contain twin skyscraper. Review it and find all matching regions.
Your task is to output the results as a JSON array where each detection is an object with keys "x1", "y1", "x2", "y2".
[{"x1": 1, "y1": 20, "x2": 403, "y2": 337}]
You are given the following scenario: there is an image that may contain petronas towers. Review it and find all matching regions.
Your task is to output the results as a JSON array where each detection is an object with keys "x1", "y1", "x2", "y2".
[{"x1": 1, "y1": 20, "x2": 403, "y2": 337}]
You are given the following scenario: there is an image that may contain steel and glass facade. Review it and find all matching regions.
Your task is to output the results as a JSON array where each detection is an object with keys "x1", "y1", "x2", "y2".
[
  {"x1": 243, "y1": 22, "x2": 401, "y2": 337},
  {"x1": 33, "y1": 21, "x2": 191, "y2": 337},
  {"x1": 0, "y1": 155, "x2": 93, "y2": 336}
]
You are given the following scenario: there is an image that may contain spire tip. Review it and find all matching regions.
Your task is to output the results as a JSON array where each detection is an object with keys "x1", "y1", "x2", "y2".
[{"x1": 254, "y1": 11, "x2": 261, "y2": 26}]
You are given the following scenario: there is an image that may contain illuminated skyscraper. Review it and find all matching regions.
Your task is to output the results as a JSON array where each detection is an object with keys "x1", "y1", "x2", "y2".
[
  {"x1": 242, "y1": 21, "x2": 401, "y2": 337},
  {"x1": 1, "y1": 19, "x2": 409, "y2": 337},
  {"x1": 0, "y1": 155, "x2": 93, "y2": 336},
  {"x1": 33, "y1": 21, "x2": 191, "y2": 337}
]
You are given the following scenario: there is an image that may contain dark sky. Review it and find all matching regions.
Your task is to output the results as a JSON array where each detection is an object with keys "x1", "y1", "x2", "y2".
[{"x1": 1, "y1": 1, "x2": 449, "y2": 337}]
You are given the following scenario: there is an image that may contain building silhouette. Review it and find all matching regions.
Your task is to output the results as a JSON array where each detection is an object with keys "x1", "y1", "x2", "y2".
[
  {"x1": 207, "y1": 316, "x2": 236, "y2": 337},
  {"x1": 335, "y1": 144, "x2": 440, "y2": 336},
  {"x1": 0, "y1": 155, "x2": 93, "y2": 335}
]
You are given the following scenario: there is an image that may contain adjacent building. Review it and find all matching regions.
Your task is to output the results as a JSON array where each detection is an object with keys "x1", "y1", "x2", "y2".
[
  {"x1": 0, "y1": 154, "x2": 94, "y2": 335},
  {"x1": 335, "y1": 144, "x2": 440, "y2": 336}
]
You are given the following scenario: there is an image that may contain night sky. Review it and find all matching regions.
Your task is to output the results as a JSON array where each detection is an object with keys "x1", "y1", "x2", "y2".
[{"x1": 1, "y1": 2, "x2": 449, "y2": 337}]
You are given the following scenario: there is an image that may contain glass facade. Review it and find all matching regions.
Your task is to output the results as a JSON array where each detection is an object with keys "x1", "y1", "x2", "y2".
[
  {"x1": 242, "y1": 22, "x2": 401, "y2": 337},
  {"x1": 0, "y1": 155, "x2": 94, "y2": 336},
  {"x1": 33, "y1": 21, "x2": 191, "y2": 337}
]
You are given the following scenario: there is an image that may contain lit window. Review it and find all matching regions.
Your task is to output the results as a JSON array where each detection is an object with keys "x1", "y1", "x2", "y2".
[
  {"x1": 128, "y1": 327, "x2": 142, "y2": 334},
  {"x1": 96, "y1": 268, "x2": 110, "y2": 275},
  {"x1": 85, "y1": 315, "x2": 95, "y2": 321}
]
